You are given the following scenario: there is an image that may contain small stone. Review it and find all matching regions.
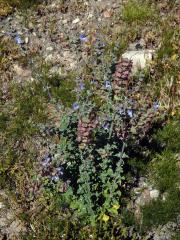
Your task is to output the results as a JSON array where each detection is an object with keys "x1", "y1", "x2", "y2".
[
  {"x1": 72, "y1": 18, "x2": 80, "y2": 24},
  {"x1": 25, "y1": 36, "x2": 29, "y2": 44},
  {"x1": 150, "y1": 189, "x2": 159, "y2": 199},
  {"x1": 0, "y1": 202, "x2": 5, "y2": 209},
  {"x1": 103, "y1": 10, "x2": 112, "y2": 18},
  {"x1": 28, "y1": 22, "x2": 34, "y2": 30},
  {"x1": 162, "y1": 192, "x2": 168, "y2": 201},
  {"x1": 62, "y1": 19, "x2": 68, "y2": 24},
  {"x1": 88, "y1": 13, "x2": 93, "y2": 19},
  {"x1": 46, "y1": 46, "x2": 54, "y2": 51}
]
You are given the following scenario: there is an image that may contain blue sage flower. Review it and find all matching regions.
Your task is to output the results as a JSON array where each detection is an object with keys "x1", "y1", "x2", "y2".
[
  {"x1": 153, "y1": 102, "x2": 159, "y2": 111},
  {"x1": 127, "y1": 109, "x2": 133, "y2": 118},
  {"x1": 102, "y1": 122, "x2": 110, "y2": 130},
  {"x1": 15, "y1": 35, "x2": 23, "y2": 45},
  {"x1": 56, "y1": 167, "x2": 64, "y2": 177},
  {"x1": 105, "y1": 81, "x2": 111, "y2": 89},
  {"x1": 79, "y1": 34, "x2": 88, "y2": 42},
  {"x1": 79, "y1": 82, "x2": 85, "y2": 90},
  {"x1": 51, "y1": 175, "x2": 60, "y2": 182},
  {"x1": 72, "y1": 102, "x2": 79, "y2": 110},
  {"x1": 42, "y1": 154, "x2": 52, "y2": 167}
]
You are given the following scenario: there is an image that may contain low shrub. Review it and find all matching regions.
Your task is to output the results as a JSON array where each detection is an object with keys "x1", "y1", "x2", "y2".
[{"x1": 142, "y1": 188, "x2": 180, "y2": 229}]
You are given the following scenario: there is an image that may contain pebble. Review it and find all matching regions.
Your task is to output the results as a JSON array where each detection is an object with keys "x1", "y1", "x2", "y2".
[
  {"x1": 150, "y1": 189, "x2": 160, "y2": 199},
  {"x1": 88, "y1": 13, "x2": 93, "y2": 19},
  {"x1": 72, "y1": 18, "x2": 80, "y2": 24},
  {"x1": 28, "y1": 22, "x2": 34, "y2": 30},
  {"x1": 0, "y1": 202, "x2": 5, "y2": 209},
  {"x1": 46, "y1": 46, "x2": 54, "y2": 51},
  {"x1": 25, "y1": 36, "x2": 29, "y2": 44},
  {"x1": 62, "y1": 19, "x2": 68, "y2": 24}
]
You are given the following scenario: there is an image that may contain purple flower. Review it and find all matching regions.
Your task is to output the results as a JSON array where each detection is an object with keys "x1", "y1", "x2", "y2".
[
  {"x1": 102, "y1": 122, "x2": 110, "y2": 130},
  {"x1": 72, "y1": 102, "x2": 79, "y2": 110},
  {"x1": 105, "y1": 81, "x2": 111, "y2": 89},
  {"x1": 79, "y1": 34, "x2": 88, "y2": 42},
  {"x1": 79, "y1": 82, "x2": 85, "y2": 90},
  {"x1": 127, "y1": 109, "x2": 133, "y2": 118},
  {"x1": 56, "y1": 167, "x2": 64, "y2": 177},
  {"x1": 15, "y1": 35, "x2": 23, "y2": 45},
  {"x1": 51, "y1": 175, "x2": 60, "y2": 182},
  {"x1": 153, "y1": 102, "x2": 159, "y2": 111},
  {"x1": 42, "y1": 154, "x2": 52, "y2": 167}
]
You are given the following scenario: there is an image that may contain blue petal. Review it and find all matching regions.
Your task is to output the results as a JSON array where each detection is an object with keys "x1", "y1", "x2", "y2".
[
  {"x1": 15, "y1": 36, "x2": 23, "y2": 45},
  {"x1": 153, "y1": 102, "x2": 159, "y2": 111},
  {"x1": 51, "y1": 176, "x2": 60, "y2": 182},
  {"x1": 79, "y1": 34, "x2": 88, "y2": 42},
  {"x1": 105, "y1": 81, "x2": 111, "y2": 89},
  {"x1": 72, "y1": 102, "x2": 79, "y2": 110},
  {"x1": 102, "y1": 122, "x2": 110, "y2": 130},
  {"x1": 127, "y1": 109, "x2": 133, "y2": 118},
  {"x1": 79, "y1": 82, "x2": 85, "y2": 90}
]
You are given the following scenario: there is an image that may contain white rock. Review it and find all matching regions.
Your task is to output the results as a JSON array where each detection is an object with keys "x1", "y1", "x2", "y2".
[
  {"x1": 122, "y1": 50, "x2": 154, "y2": 73},
  {"x1": 62, "y1": 19, "x2": 68, "y2": 24},
  {"x1": 88, "y1": 13, "x2": 93, "y2": 19},
  {"x1": 46, "y1": 46, "x2": 54, "y2": 51},
  {"x1": 72, "y1": 18, "x2": 80, "y2": 24},
  {"x1": 150, "y1": 189, "x2": 159, "y2": 199},
  {"x1": 162, "y1": 192, "x2": 168, "y2": 201},
  {"x1": 25, "y1": 37, "x2": 29, "y2": 44},
  {"x1": 0, "y1": 202, "x2": 5, "y2": 209}
]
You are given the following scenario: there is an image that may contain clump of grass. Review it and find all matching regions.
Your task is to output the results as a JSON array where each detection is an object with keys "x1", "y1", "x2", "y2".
[
  {"x1": 122, "y1": 0, "x2": 156, "y2": 24},
  {"x1": 173, "y1": 230, "x2": 180, "y2": 240},
  {"x1": 0, "y1": 80, "x2": 47, "y2": 173},
  {"x1": 141, "y1": 116, "x2": 180, "y2": 230},
  {"x1": 150, "y1": 151, "x2": 179, "y2": 193},
  {"x1": 47, "y1": 74, "x2": 77, "y2": 108},
  {"x1": 38, "y1": 62, "x2": 77, "y2": 108},
  {"x1": 141, "y1": 188, "x2": 180, "y2": 229},
  {"x1": 0, "y1": 0, "x2": 42, "y2": 16}
]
